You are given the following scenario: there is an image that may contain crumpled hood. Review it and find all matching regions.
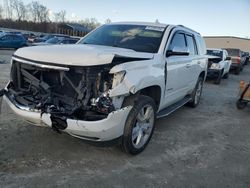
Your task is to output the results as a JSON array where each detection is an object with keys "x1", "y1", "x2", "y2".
[{"x1": 14, "y1": 44, "x2": 154, "y2": 66}]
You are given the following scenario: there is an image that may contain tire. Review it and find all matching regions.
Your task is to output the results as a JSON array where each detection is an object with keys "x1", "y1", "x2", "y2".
[
  {"x1": 122, "y1": 95, "x2": 156, "y2": 155},
  {"x1": 187, "y1": 76, "x2": 204, "y2": 108},
  {"x1": 235, "y1": 67, "x2": 241, "y2": 75},
  {"x1": 214, "y1": 70, "x2": 222, "y2": 84},
  {"x1": 236, "y1": 100, "x2": 247, "y2": 110},
  {"x1": 223, "y1": 72, "x2": 229, "y2": 79}
]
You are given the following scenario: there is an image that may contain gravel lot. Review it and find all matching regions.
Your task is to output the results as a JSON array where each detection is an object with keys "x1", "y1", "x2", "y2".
[{"x1": 0, "y1": 49, "x2": 250, "y2": 188}]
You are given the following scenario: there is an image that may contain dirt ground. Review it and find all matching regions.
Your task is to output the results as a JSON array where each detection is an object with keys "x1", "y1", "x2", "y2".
[{"x1": 0, "y1": 49, "x2": 250, "y2": 188}]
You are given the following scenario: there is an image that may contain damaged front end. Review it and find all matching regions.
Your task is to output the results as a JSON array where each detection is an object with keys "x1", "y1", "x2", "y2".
[{"x1": 6, "y1": 56, "x2": 127, "y2": 133}]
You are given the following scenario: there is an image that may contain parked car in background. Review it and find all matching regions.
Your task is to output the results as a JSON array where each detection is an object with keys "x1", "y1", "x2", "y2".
[
  {"x1": 242, "y1": 51, "x2": 249, "y2": 65},
  {"x1": 224, "y1": 48, "x2": 244, "y2": 75},
  {"x1": 23, "y1": 33, "x2": 36, "y2": 41},
  {"x1": 0, "y1": 33, "x2": 27, "y2": 49},
  {"x1": 0, "y1": 22, "x2": 207, "y2": 154},
  {"x1": 206, "y1": 48, "x2": 231, "y2": 84},
  {"x1": 32, "y1": 37, "x2": 79, "y2": 46},
  {"x1": 33, "y1": 34, "x2": 70, "y2": 43}
]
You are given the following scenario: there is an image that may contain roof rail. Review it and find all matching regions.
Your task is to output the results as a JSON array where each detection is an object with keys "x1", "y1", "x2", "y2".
[{"x1": 177, "y1": 25, "x2": 200, "y2": 34}]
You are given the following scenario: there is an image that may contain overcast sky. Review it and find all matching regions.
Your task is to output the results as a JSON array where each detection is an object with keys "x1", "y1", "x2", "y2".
[{"x1": 1, "y1": 0, "x2": 250, "y2": 38}]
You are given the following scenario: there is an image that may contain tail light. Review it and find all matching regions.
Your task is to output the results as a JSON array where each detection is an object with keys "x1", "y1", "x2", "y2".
[{"x1": 236, "y1": 56, "x2": 241, "y2": 64}]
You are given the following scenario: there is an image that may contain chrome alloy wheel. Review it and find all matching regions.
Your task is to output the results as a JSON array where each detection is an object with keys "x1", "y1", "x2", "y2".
[
  {"x1": 132, "y1": 104, "x2": 155, "y2": 149},
  {"x1": 194, "y1": 80, "x2": 202, "y2": 104}
]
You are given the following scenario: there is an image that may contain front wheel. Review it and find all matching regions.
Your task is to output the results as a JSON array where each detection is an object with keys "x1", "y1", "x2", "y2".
[
  {"x1": 122, "y1": 95, "x2": 156, "y2": 155},
  {"x1": 223, "y1": 72, "x2": 229, "y2": 79},
  {"x1": 187, "y1": 77, "x2": 204, "y2": 107},
  {"x1": 214, "y1": 70, "x2": 222, "y2": 84}
]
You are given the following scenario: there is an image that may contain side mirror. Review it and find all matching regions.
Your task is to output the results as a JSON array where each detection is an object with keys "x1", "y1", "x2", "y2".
[
  {"x1": 166, "y1": 47, "x2": 189, "y2": 57},
  {"x1": 225, "y1": 56, "x2": 231, "y2": 60}
]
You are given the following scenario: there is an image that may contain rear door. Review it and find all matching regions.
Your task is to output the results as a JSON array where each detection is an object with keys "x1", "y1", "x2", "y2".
[{"x1": 185, "y1": 34, "x2": 200, "y2": 90}]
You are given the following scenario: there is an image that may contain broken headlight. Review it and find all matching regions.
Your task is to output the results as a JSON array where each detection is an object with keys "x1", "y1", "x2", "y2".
[{"x1": 210, "y1": 63, "x2": 221, "y2": 70}]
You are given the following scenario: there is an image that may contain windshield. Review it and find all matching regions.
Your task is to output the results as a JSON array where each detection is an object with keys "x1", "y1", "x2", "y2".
[
  {"x1": 46, "y1": 37, "x2": 60, "y2": 44},
  {"x1": 207, "y1": 49, "x2": 223, "y2": 58},
  {"x1": 79, "y1": 24, "x2": 165, "y2": 53}
]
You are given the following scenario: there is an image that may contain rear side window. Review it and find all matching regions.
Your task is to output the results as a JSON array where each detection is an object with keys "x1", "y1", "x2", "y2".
[
  {"x1": 12, "y1": 35, "x2": 21, "y2": 41},
  {"x1": 169, "y1": 33, "x2": 186, "y2": 51},
  {"x1": 195, "y1": 35, "x2": 206, "y2": 55},
  {"x1": 2, "y1": 35, "x2": 12, "y2": 40},
  {"x1": 186, "y1": 35, "x2": 197, "y2": 55}
]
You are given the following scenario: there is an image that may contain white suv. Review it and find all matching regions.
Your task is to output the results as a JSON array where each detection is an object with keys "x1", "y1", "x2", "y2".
[
  {"x1": 207, "y1": 48, "x2": 232, "y2": 84},
  {"x1": 0, "y1": 22, "x2": 207, "y2": 154}
]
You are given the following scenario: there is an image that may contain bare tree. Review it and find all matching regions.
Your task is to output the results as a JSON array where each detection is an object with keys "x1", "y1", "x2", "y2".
[
  {"x1": 105, "y1": 18, "x2": 111, "y2": 24},
  {"x1": 79, "y1": 18, "x2": 100, "y2": 30},
  {"x1": 28, "y1": 1, "x2": 49, "y2": 23},
  {"x1": 11, "y1": 0, "x2": 27, "y2": 21},
  {"x1": 0, "y1": 5, "x2": 3, "y2": 19},
  {"x1": 155, "y1": 19, "x2": 160, "y2": 24},
  {"x1": 3, "y1": 0, "x2": 14, "y2": 19},
  {"x1": 54, "y1": 10, "x2": 66, "y2": 23}
]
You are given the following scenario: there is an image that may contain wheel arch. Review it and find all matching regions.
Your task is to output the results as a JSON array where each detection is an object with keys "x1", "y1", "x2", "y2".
[{"x1": 122, "y1": 85, "x2": 162, "y2": 111}]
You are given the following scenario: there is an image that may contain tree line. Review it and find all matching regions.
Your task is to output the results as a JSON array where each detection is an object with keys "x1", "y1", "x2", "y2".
[{"x1": 0, "y1": 0, "x2": 101, "y2": 34}]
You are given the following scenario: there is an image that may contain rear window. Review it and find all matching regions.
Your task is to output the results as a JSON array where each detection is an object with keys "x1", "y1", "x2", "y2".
[{"x1": 225, "y1": 49, "x2": 240, "y2": 56}]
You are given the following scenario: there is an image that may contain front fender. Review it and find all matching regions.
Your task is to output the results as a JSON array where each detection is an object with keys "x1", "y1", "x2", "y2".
[{"x1": 109, "y1": 59, "x2": 165, "y2": 97}]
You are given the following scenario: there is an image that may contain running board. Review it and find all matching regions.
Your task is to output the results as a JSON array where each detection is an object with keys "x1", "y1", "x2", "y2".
[{"x1": 157, "y1": 96, "x2": 192, "y2": 119}]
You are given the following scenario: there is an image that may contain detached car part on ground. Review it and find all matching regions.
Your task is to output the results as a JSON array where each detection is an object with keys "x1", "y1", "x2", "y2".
[
  {"x1": 206, "y1": 48, "x2": 231, "y2": 84},
  {"x1": 0, "y1": 22, "x2": 207, "y2": 155}
]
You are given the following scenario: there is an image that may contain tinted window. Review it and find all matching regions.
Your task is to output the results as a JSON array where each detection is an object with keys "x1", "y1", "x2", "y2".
[
  {"x1": 2, "y1": 35, "x2": 12, "y2": 40},
  {"x1": 12, "y1": 35, "x2": 22, "y2": 41},
  {"x1": 169, "y1": 33, "x2": 186, "y2": 51},
  {"x1": 186, "y1": 35, "x2": 197, "y2": 55},
  {"x1": 67, "y1": 40, "x2": 78, "y2": 44},
  {"x1": 79, "y1": 24, "x2": 165, "y2": 53}
]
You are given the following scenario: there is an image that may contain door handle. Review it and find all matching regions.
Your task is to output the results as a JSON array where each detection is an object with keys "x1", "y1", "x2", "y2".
[{"x1": 186, "y1": 64, "x2": 191, "y2": 68}]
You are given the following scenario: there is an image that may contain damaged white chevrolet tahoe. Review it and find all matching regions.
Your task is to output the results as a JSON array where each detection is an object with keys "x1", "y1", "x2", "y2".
[{"x1": 0, "y1": 22, "x2": 207, "y2": 154}]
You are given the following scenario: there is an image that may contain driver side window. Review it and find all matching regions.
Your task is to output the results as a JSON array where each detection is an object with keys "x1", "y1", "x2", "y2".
[{"x1": 169, "y1": 33, "x2": 186, "y2": 51}]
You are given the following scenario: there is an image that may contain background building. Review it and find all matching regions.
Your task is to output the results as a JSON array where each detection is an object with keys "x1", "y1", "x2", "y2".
[{"x1": 204, "y1": 36, "x2": 250, "y2": 52}]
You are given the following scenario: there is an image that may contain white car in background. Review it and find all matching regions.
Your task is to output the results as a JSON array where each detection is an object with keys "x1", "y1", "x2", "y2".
[{"x1": 206, "y1": 48, "x2": 232, "y2": 84}]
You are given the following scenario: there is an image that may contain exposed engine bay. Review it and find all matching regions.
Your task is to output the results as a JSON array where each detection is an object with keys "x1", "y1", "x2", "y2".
[
  {"x1": 208, "y1": 57, "x2": 222, "y2": 68},
  {"x1": 7, "y1": 57, "x2": 126, "y2": 123}
]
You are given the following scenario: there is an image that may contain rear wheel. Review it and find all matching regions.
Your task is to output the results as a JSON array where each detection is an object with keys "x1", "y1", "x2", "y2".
[
  {"x1": 236, "y1": 100, "x2": 247, "y2": 109},
  {"x1": 235, "y1": 66, "x2": 241, "y2": 75},
  {"x1": 122, "y1": 95, "x2": 156, "y2": 155},
  {"x1": 187, "y1": 77, "x2": 204, "y2": 107}
]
